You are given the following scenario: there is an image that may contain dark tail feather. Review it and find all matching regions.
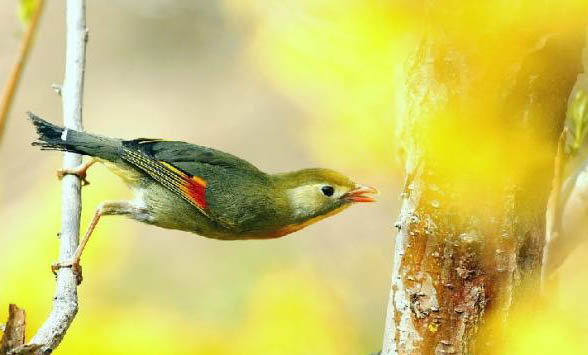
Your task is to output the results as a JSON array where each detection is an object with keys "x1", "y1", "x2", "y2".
[
  {"x1": 29, "y1": 112, "x2": 75, "y2": 152},
  {"x1": 28, "y1": 112, "x2": 122, "y2": 161}
]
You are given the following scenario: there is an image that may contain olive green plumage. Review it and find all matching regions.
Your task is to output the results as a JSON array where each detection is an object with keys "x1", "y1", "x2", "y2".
[{"x1": 29, "y1": 112, "x2": 376, "y2": 240}]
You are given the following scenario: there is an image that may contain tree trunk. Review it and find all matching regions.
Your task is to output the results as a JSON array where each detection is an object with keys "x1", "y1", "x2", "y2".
[{"x1": 382, "y1": 2, "x2": 587, "y2": 354}]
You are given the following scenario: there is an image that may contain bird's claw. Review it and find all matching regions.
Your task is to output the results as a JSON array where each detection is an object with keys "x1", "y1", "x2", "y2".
[
  {"x1": 57, "y1": 168, "x2": 90, "y2": 186},
  {"x1": 51, "y1": 259, "x2": 83, "y2": 285}
]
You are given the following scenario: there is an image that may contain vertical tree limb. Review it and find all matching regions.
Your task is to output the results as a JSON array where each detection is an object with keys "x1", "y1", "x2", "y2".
[
  {"x1": 381, "y1": 1, "x2": 586, "y2": 353},
  {"x1": 0, "y1": 0, "x2": 45, "y2": 144},
  {"x1": 28, "y1": 1, "x2": 87, "y2": 352}
]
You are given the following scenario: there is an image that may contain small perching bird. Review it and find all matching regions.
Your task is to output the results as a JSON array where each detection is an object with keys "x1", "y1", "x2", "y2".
[{"x1": 29, "y1": 112, "x2": 377, "y2": 282}]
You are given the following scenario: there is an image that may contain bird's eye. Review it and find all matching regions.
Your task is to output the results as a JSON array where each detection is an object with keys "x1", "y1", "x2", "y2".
[{"x1": 321, "y1": 185, "x2": 335, "y2": 197}]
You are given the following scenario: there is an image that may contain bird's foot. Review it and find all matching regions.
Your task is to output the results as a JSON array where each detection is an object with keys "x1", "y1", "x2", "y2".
[
  {"x1": 51, "y1": 258, "x2": 83, "y2": 285},
  {"x1": 57, "y1": 160, "x2": 95, "y2": 186}
]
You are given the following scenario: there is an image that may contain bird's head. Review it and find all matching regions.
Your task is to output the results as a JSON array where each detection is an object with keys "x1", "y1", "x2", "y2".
[{"x1": 272, "y1": 168, "x2": 378, "y2": 230}]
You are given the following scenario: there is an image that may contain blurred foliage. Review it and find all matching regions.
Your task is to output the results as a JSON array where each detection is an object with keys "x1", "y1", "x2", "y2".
[
  {"x1": 223, "y1": 0, "x2": 419, "y2": 175},
  {"x1": 17, "y1": 0, "x2": 38, "y2": 28},
  {"x1": 566, "y1": 89, "x2": 588, "y2": 155},
  {"x1": 480, "y1": 277, "x2": 588, "y2": 355},
  {"x1": 392, "y1": 0, "x2": 588, "y2": 214}
]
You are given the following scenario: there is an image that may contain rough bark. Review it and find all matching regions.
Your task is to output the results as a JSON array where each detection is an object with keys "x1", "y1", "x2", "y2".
[
  {"x1": 382, "y1": 2, "x2": 587, "y2": 354},
  {"x1": 1, "y1": 305, "x2": 26, "y2": 353},
  {"x1": 27, "y1": 1, "x2": 87, "y2": 353}
]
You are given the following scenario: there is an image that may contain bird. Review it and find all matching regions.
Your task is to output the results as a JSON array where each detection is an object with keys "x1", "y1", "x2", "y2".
[{"x1": 28, "y1": 112, "x2": 377, "y2": 283}]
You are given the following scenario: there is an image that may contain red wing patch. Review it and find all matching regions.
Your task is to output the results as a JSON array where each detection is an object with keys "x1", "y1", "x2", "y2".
[
  {"x1": 121, "y1": 148, "x2": 209, "y2": 215},
  {"x1": 159, "y1": 161, "x2": 208, "y2": 210}
]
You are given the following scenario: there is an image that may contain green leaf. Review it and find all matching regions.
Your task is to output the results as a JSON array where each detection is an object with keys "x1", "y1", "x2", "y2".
[
  {"x1": 17, "y1": 0, "x2": 37, "y2": 28},
  {"x1": 566, "y1": 88, "x2": 588, "y2": 155}
]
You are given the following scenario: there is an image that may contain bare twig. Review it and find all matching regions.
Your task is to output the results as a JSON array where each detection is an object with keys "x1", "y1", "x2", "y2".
[
  {"x1": 27, "y1": 1, "x2": 88, "y2": 353},
  {"x1": 0, "y1": 0, "x2": 45, "y2": 144}
]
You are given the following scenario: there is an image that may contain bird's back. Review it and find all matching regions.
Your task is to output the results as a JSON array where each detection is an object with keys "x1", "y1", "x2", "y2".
[{"x1": 122, "y1": 139, "x2": 285, "y2": 237}]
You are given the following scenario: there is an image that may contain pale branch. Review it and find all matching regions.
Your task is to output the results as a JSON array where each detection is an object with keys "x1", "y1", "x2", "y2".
[
  {"x1": 543, "y1": 163, "x2": 588, "y2": 273},
  {"x1": 0, "y1": 0, "x2": 45, "y2": 144},
  {"x1": 541, "y1": 129, "x2": 568, "y2": 288},
  {"x1": 27, "y1": 1, "x2": 88, "y2": 353},
  {"x1": 542, "y1": 36, "x2": 588, "y2": 280},
  {"x1": 543, "y1": 148, "x2": 588, "y2": 277}
]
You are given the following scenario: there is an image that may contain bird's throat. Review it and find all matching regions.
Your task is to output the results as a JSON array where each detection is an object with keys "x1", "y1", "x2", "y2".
[{"x1": 265, "y1": 203, "x2": 351, "y2": 238}]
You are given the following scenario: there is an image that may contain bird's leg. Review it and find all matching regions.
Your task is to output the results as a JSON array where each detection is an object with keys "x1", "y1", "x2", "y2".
[
  {"x1": 52, "y1": 200, "x2": 142, "y2": 285},
  {"x1": 57, "y1": 157, "x2": 96, "y2": 185}
]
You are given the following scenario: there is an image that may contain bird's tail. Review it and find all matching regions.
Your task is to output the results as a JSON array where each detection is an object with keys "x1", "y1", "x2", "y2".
[{"x1": 29, "y1": 112, "x2": 122, "y2": 161}]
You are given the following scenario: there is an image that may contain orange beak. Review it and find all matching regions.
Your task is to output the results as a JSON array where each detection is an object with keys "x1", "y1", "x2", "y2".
[{"x1": 342, "y1": 184, "x2": 379, "y2": 203}]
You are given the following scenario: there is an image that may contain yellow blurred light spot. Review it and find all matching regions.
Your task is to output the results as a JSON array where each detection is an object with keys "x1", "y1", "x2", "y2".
[
  {"x1": 483, "y1": 300, "x2": 588, "y2": 355},
  {"x1": 237, "y1": 270, "x2": 359, "y2": 355},
  {"x1": 223, "y1": 0, "x2": 417, "y2": 173}
]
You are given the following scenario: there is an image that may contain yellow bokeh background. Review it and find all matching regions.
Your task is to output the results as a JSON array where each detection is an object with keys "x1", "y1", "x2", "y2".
[{"x1": 1, "y1": 0, "x2": 588, "y2": 354}]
